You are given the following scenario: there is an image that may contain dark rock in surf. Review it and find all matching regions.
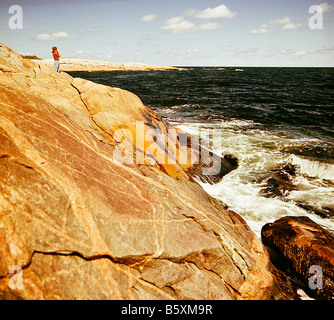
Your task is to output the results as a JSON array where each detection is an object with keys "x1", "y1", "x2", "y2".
[
  {"x1": 256, "y1": 164, "x2": 334, "y2": 219},
  {"x1": 261, "y1": 216, "x2": 334, "y2": 300},
  {"x1": 175, "y1": 130, "x2": 239, "y2": 184},
  {"x1": 257, "y1": 164, "x2": 297, "y2": 198},
  {"x1": 188, "y1": 152, "x2": 238, "y2": 184}
]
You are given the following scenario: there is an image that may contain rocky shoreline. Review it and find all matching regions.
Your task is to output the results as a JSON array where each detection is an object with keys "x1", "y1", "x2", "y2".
[
  {"x1": 0, "y1": 42, "x2": 333, "y2": 300},
  {"x1": 33, "y1": 58, "x2": 184, "y2": 72}
]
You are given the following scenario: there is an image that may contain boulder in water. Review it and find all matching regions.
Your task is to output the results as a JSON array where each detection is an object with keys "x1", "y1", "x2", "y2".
[
  {"x1": 261, "y1": 216, "x2": 334, "y2": 300},
  {"x1": 257, "y1": 164, "x2": 297, "y2": 198}
]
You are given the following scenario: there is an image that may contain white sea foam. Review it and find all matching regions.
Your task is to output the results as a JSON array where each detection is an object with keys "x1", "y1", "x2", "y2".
[
  {"x1": 178, "y1": 121, "x2": 334, "y2": 238},
  {"x1": 287, "y1": 154, "x2": 334, "y2": 181},
  {"x1": 200, "y1": 172, "x2": 334, "y2": 238}
]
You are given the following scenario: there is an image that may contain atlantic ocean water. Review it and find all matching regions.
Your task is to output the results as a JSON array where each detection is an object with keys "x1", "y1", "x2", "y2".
[{"x1": 69, "y1": 67, "x2": 334, "y2": 237}]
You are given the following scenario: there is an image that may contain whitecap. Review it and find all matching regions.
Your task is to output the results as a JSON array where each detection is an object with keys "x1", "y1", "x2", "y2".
[{"x1": 287, "y1": 154, "x2": 334, "y2": 181}]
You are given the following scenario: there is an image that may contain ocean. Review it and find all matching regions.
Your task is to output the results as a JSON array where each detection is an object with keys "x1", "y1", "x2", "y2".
[{"x1": 69, "y1": 67, "x2": 334, "y2": 237}]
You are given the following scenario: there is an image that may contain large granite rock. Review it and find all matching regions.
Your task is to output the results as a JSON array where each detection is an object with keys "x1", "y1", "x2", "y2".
[
  {"x1": 0, "y1": 42, "x2": 295, "y2": 299},
  {"x1": 262, "y1": 216, "x2": 334, "y2": 300}
]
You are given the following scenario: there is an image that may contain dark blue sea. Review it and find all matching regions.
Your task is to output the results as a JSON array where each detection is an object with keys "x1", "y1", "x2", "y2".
[{"x1": 69, "y1": 67, "x2": 334, "y2": 236}]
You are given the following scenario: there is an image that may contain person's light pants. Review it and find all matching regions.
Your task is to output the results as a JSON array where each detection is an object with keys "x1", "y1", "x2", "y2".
[{"x1": 54, "y1": 60, "x2": 60, "y2": 73}]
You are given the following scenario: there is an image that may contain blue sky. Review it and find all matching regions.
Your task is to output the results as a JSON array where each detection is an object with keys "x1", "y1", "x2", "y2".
[{"x1": 1, "y1": 0, "x2": 334, "y2": 66}]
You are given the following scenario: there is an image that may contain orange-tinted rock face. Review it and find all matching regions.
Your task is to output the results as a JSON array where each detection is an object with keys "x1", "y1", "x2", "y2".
[{"x1": 0, "y1": 42, "x2": 295, "y2": 300}]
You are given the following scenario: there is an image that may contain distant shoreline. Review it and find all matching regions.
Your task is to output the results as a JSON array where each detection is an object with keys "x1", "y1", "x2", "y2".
[{"x1": 33, "y1": 58, "x2": 185, "y2": 72}]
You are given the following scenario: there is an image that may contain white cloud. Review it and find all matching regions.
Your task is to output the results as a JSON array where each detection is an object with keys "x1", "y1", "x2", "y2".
[
  {"x1": 269, "y1": 17, "x2": 291, "y2": 25},
  {"x1": 250, "y1": 28, "x2": 272, "y2": 34},
  {"x1": 281, "y1": 23, "x2": 302, "y2": 30},
  {"x1": 319, "y1": 2, "x2": 334, "y2": 12},
  {"x1": 251, "y1": 16, "x2": 303, "y2": 34},
  {"x1": 160, "y1": 4, "x2": 232, "y2": 34},
  {"x1": 33, "y1": 31, "x2": 74, "y2": 41},
  {"x1": 161, "y1": 16, "x2": 222, "y2": 34},
  {"x1": 197, "y1": 22, "x2": 222, "y2": 31},
  {"x1": 161, "y1": 16, "x2": 195, "y2": 33},
  {"x1": 142, "y1": 14, "x2": 158, "y2": 22},
  {"x1": 185, "y1": 4, "x2": 236, "y2": 19}
]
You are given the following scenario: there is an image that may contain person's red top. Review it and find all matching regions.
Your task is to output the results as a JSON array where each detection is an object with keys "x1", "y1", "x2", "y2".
[{"x1": 53, "y1": 51, "x2": 60, "y2": 61}]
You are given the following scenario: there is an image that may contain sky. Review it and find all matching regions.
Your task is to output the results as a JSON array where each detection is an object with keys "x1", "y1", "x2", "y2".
[{"x1": 1, "y1": 0, "x2": 334, "y2": 67}]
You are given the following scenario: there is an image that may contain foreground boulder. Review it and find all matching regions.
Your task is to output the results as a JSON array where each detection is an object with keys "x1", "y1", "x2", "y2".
[
  {"x1": 0, "y1": 42, "x2": 295, "y2": 299},
  {"x1": 262, "y1": 216, "x2": 334, "y2": 300}
]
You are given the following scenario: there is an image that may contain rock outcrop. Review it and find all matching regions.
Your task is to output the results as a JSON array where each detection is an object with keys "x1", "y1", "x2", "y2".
[
  {"x1": 262, "y1": 216, "x2": 334, "y2": 300},
  {"x1": 0, "y1": 42, "x2": 296, "y2": 299},
  {"x1": 33, "y1": 59, "x2": 183, "y2": 72}
]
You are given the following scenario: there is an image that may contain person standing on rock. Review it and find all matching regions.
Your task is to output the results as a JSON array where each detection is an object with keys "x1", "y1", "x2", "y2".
[{"x1": 52, "y1": 46, "x2": 61, "y2": 73}]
